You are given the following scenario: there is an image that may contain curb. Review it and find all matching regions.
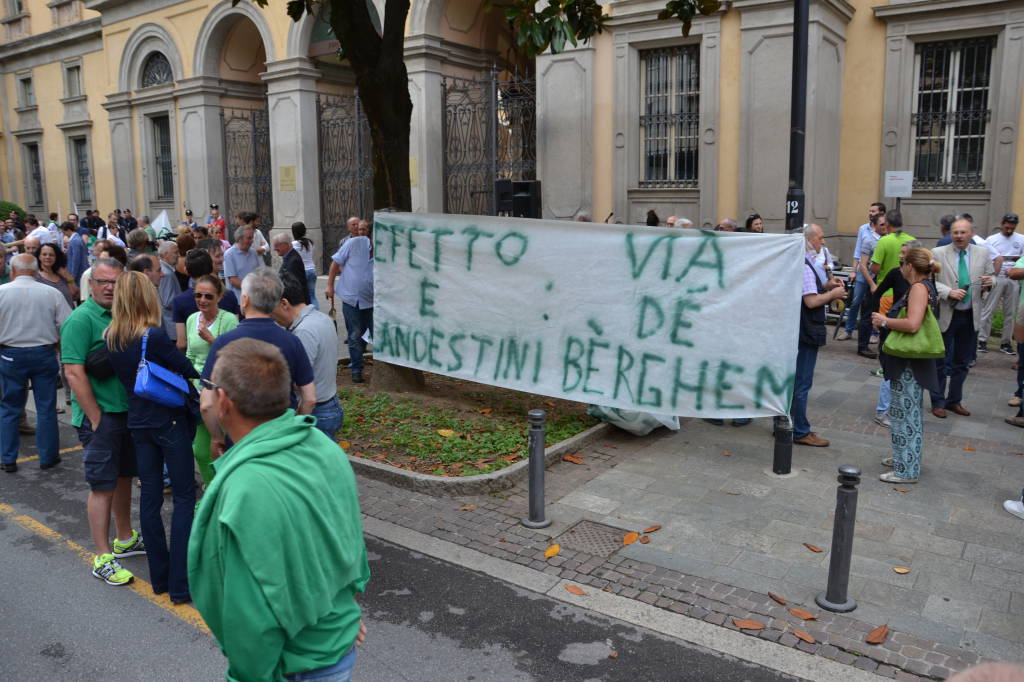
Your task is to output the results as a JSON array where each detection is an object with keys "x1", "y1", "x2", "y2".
[{"x1": 346, "y1": 421, "x2": 613, "y2": 496}]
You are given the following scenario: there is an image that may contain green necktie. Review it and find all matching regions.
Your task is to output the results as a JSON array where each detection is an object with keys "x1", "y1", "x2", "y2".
[{"x1": 958, "y1": 249, "x2": 971, "y2": 305}]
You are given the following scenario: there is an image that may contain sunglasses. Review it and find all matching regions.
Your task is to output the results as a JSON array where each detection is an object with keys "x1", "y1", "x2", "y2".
[
  {"x1": 200, "y1": 378, "x2": 220, "y2": 392},
  {"x1": 194, "y1": 292, "x2": 216, "y2": 300}
]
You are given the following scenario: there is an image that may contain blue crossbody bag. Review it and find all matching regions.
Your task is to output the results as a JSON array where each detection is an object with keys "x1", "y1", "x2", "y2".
[{"x1": 134, "y1": 329, "x2": 189, "y2": 408}]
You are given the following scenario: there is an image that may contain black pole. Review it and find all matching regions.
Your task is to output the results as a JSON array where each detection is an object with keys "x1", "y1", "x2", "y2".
[
  {"x1": 816, "y1": 465, "x2": 861, "y2": 613},
  {"x1": 521, "y1": 409, "x2": 551, "y2": 529},
  {"x1": 774, "y1": 0, "x2": 810, "y2": 477},
  {"x1": 785, "y1": 0, "x2": 810, "y2": 234}
]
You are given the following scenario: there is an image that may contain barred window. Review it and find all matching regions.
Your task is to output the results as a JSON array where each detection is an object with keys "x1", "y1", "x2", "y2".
[
  {"x1": 25, "y1": 143, "x2": 43, "y2": 207},
  {"x1": 141, "y1": 52, "x2": 172, "y2": 89},
  {"x1": 72, "y1": 137, "x2": 91, "y2": 203},
  {"x1": 912, "y1": 38, "x2": 995, "y2": 189},
  {"x1": 640, "y1": 46, "x2": 700, "y2": 187},
  {"x1": 151, "y1": 115, "x2": 173, "y2": 200}
]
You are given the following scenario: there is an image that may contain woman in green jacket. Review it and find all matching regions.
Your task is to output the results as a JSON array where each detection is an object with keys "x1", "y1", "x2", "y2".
[{"x1": 185, "y1": 274, "x2": 238, "y2": 483}]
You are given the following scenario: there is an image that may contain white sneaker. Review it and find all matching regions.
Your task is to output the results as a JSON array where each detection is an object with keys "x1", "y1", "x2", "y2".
[
  {"x1": 1004, "y1": 499, "x2": 1024, "y2": 521},
  {"x1": 836, "y1": 330, "x2": 851, "y2": 340},
  {"x1": 881, "y1": 457, "x2": 893, "y2": 467},
  {"x1": 874, "y1": 413, "x2": 891, "y2": 428}
]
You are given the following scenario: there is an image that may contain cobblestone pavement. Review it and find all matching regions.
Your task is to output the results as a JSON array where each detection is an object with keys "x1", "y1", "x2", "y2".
[{"x1": 357, "y1": 338, "x2": 1024, "y2": 681}]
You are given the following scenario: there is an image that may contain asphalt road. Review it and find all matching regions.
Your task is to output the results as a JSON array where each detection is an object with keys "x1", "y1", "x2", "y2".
[{"x1": 1, "y1": 417, "x2": 799, "y2": 681}]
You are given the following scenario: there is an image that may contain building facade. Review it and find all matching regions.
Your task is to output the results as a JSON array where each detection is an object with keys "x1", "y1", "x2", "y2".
[{"x1": 2, "y1": 0, "x2": 1022, "y2": 268}]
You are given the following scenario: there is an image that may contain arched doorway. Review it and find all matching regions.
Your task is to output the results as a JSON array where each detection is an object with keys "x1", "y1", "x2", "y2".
[{"x1": 193, "y1": 4, "x2": 275, "y2": 232}]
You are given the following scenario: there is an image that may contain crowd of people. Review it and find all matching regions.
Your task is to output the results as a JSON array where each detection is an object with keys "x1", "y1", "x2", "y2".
[
  {"x1": 1, "y1": 204, "x2": 374, "y2": 680},
  {"x1": 794, "y1": 204, "x2": 1024, "y2": 519}
]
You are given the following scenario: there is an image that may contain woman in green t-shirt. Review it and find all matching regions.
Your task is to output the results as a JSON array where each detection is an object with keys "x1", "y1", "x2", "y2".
[{"x1": 185, "y1": 275, "x2": 238, "y2": 483}]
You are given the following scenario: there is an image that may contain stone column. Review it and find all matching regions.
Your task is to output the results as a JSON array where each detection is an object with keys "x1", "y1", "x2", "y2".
[
  {"x1": 262, "y1": 57, "x2": 322, "y2": 247},
  {"x1": 102, "y1": 92, "x2": 137, "y2": 212},
  {"x1": 405, "y1": 35, "x2": 446, "y2": 214},
  {"x1": 176, "y1": 76, "x2": 226, "y2": 219},
  {"x1": 536, "y1": 44, "x2": 594, "y2": 220}
]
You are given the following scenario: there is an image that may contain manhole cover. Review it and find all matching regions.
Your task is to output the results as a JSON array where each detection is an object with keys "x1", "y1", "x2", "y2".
[{"x1": 553, "y1": 520, "x2": 628, "y2": 558}]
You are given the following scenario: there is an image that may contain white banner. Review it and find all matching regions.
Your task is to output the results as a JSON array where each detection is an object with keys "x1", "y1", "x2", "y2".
[{"x1": 372, "y1": 213, "x2": 804, "y2": 418}]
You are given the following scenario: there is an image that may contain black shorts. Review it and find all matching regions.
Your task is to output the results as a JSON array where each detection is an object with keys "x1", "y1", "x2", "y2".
[{"x1": 76, "y1": 413, "x2": 137, "y2": 491}]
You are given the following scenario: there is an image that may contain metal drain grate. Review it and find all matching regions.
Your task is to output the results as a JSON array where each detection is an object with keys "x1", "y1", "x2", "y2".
[{"x1": 553, "y1": 520, "x2": 628, "y2": 558}]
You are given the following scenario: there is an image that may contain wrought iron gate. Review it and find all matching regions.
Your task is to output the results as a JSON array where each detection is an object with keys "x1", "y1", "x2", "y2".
[
  {"x1": 221, "y1": 107, "x2": 273, "y2": 231},
  {"x1": 317, "y1": 93, "x2": 373, "y2": 269},
  {"x1": 442, "y1": 71, "x2": 536, "y2": 216}
]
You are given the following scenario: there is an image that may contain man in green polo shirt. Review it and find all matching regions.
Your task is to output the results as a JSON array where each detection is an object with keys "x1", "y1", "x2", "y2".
[
  {"x1": 61, "y1": 258, "x2": 144, "y2": 586},
  {"x1": 871, "y1": 210, "x2": 916, "y2": 314}
]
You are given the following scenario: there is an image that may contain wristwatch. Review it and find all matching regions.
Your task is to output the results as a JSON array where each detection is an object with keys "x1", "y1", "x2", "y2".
[{"x1": 881, "y1": 319, "x2": 888, "y2": 329}]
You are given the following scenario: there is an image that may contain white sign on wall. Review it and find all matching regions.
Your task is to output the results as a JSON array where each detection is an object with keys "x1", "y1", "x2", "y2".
[
  {"x1": 373, "y1": 213, "x2": 805, "y2": 418},
  {"x1": 884, "y1": 171, "x2": 914, "y2": 198}
]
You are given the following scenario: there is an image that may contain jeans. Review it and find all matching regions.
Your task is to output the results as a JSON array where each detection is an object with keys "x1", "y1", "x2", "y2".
[
  {"x1": 312, "y1": 396, "x2": 344, "y2": 441},
  {"x1": 857, "y1": 282, "x2": 877, "y2": 352},
  {"x1": 845, "y1": 278, "x2": 868, "y2": 335},
  {"x1": 876, "y1": 379, "x2": 891, "y2": 414},
  {"x1": 931, "y1": 310, "x2": 975, "y2": 409},
  {"x1": 791, "y1": 342, "x2": 819, "y2": 439},
  {"x1": 978, "y1": 276, "x2": 1018, "y2": 344},
  {"x1": 0, "y1": 345, "x2": 59, "y2": 465},
  {"x1": 286, "y1": 648, "x2": 356, "y2": 681},
  {"x1": 305, "y1": 269, "x2": 319, "y2": 310},
  {"x1": 342, "y1": 303, "x2": 373, "y2": 374},
  {"x1": 132, "y1": 420, "x2": 196, "y2": 601}
]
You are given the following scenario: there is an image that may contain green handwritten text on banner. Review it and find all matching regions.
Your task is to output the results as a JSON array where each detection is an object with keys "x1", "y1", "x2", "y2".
[{"x1": 372, "y1": 212, "x2": 804, "y2": 418}]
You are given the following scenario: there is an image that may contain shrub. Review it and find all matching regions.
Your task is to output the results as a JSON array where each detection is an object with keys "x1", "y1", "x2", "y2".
[{"x1": 0, "y1": 201, "x2": 26, "y2": 221}]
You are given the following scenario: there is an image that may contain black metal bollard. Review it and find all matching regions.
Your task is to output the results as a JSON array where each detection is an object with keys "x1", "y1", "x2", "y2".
[
  {"x1": 772, "y1": 416, "x2": 793, "y2": 475},
  {"x1": 816, "y1": 465, "x2": 861, "y2": 613},
  {"x1": 520, "y1": 409, "x2": 551, "y2": 529}
]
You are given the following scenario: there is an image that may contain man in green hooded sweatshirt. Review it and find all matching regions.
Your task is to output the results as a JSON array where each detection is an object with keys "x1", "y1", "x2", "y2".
[{"x1": 189, "y1": 338, "x2": 369, "y2": 681}]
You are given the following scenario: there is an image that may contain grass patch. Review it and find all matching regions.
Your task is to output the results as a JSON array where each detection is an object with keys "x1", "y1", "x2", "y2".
[{"x1": 336, "y1": 378, "x2": 597, "y2": 477}]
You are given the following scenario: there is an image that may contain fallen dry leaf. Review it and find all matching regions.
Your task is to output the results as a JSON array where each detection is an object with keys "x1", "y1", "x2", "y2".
[
  {"x1": 373, "y1": 454, "x2": 387, "y2": 460},
  {"x1": 894, "y1": 488, "x2": 911, "y2": 494},
  {"x1": 723, "y1": 450, "x2": 731, "y2": 457},
  {"x1": 788, "y1": 608, "x2": 817, "y2": 621},
  {"x1": 639, "y1": 536, "x2": 650, "y2": 544},
  {"x1": 608, "y1": 651, "x2": 619, "y2": 659},
  {"x1": 564, "y1": 584, "x2": 586, "y2": 596},
  {"x1": 892, "y1": 566, "x2": 911, "y2": 574},
  {"x1": 339, "y1": 440, "x2": 351, "y2": 450},
  {"x1": 768, "y1": 592, "x2": 788, "y2": 606},
  {"x1": 562, "y1": 454, "x2": 585, "y2": 465},
  {"x1": 866, "y1": 624, "x2": 889, "y2": 645},
  {"x1": 643, "y1": 525, "x2": 662, "y2": 534},
  {"x1": 437, "y1": 429, "x2": 455, "y2": 438},
  {"x1": 733, "y1": 618, "x2": 765, "y2": 631},
  {"x1": 963, "y1": 446, "x2": 976, "y2": 452},
  {"x1": 623, "y1": 532, "x2": 640, "y2": 546},
  {"x1": 793, "y1": 630, "x2": 816, "y2": 644},
  {"x1": 544, "y1": 400, "x2": 556, "y2": 407},
  {"x1": 544, "y1": 544, "x2": 561, "y2": 559},
  {"x1": 479, "y1": 408, "x2": 493, "y2": 414},
  {"x1": 804, "y1": 543, "x2": 823, "y2": 553},
  {"x1": 458, "y1": 505, "x2": 476, "y2": 512}
]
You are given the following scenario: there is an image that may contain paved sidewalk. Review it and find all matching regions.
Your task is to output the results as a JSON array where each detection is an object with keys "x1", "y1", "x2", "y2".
[{"x1": 357, "y1": 339, "x2": 1024, "y2": 681}]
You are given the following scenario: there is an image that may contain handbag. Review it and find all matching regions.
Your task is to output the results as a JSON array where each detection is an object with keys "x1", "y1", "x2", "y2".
[
  {"x1": 882, "y1": 286, "x2": 946, "y2": 359},
  {"x1": 134, "y1": 329, "x2": 190, "y2": 407}
]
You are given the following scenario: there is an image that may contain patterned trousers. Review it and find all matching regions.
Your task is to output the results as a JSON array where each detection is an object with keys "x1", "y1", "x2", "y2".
[{"x1": 890, "y1": 367, "x2": 923, "y2": 479}]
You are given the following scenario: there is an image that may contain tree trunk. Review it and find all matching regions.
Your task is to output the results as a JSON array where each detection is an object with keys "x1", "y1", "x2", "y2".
[{"x1": 329, "y1": 0, "x2": 423, "y2": 390}]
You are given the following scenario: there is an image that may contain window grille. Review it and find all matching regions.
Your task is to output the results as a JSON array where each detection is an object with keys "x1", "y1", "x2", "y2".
[
  {"x1": 639, "y1": 46, "x2": 700, "y2": 188},
  {"x1": 25, "y1": 143, "x2": 43, "y2": 206},
  {"x1": 912, "y1": 37, "x2": 995, "y2": 189},
  {"x1": 152, "y1": 116, "x2": 173, "y2": 200},
  {"x1": 73, "y1": 138, "x2": 91, "y2": 203},
  {"x1": 141, "y1": 52, "x2": 172, "y2": 89}
]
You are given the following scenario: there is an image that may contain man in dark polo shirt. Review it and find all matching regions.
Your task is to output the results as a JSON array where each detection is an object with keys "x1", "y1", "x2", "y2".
[
  {"x1": 200, "y1": 268, "x2": 315, "y2": 461},
  {"x1": 172, "y1": 249, "x2": 240, "y2": 350},
  {"x1": 61, "y1": 258, "x2": 144, "y2": 586}
]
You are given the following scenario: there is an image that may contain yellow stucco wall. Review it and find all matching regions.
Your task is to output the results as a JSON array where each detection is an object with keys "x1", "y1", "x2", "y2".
[
  {"x1": 716, "y1": 7, "x2": 741, "y2": 222},
  {"x1": 833, "y1": 0, "x2": 887, "y2": 235}
]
